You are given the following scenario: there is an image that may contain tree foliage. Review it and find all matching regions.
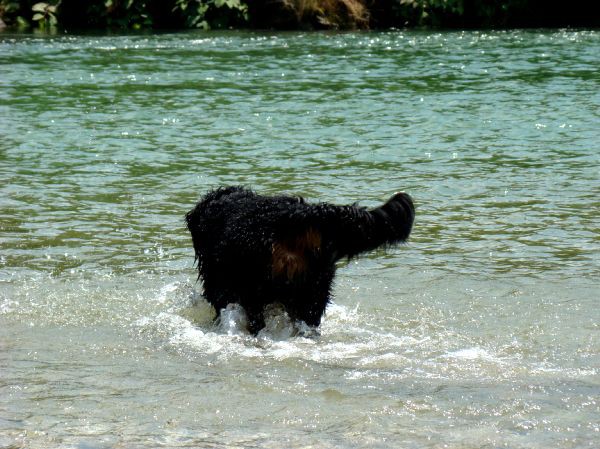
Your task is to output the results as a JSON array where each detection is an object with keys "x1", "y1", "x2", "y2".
[
  {"x1": 0, "y1": 0, "x2": 598, "y2": 31},
  {"x1": 0, "y1": 0, "x2": 249, "y2": 30}
]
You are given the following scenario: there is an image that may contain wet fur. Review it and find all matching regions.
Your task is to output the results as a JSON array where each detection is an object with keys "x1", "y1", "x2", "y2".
[{"x1": 186, "y1": 186, "x2": 415, "y2": 334}]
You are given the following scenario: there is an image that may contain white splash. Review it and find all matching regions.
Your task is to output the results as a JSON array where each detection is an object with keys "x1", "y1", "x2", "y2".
[
  {"x1": 443, "y1": 347, "x2": 500, "y2": 362},
  {"x1": 218, "y1": 303, "x2": 250, "y2": 336}
]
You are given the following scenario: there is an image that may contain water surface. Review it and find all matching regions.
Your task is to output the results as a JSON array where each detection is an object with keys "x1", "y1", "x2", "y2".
[{"x1": 1, "y1": 30, "x2": 599, "y2": 448}]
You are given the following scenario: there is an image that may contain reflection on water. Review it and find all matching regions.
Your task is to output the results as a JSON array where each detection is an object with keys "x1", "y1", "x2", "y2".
[{"x1": 1, "y1": 29, "x2": 599, "y2": 448}]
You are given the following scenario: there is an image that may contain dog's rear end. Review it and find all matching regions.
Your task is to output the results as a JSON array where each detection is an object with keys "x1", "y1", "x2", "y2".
[{"x1": 186, "y1": 187, "x2": 414, "y2": 333}]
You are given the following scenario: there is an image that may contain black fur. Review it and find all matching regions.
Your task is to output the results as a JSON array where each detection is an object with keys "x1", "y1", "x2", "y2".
[{"x1": 186, "y1": 186, "x2": 415, "y2": 334}]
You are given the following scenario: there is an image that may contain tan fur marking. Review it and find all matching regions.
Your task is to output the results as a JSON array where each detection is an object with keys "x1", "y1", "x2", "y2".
[{"x1": 272, "y1": 228, "x2": 322, "y2": 279}]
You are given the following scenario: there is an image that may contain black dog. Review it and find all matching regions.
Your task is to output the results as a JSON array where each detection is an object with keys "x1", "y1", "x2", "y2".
[{"x1": 186, "y1": 186, "x2": 414, "y2": 334}]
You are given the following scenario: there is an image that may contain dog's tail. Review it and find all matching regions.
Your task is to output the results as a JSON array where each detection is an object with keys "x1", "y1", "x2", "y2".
[{"x1": 315, "y1": 192, "x2": 415, "y2": 261}]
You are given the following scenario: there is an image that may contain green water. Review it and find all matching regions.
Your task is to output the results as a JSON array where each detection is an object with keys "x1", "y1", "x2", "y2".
[{"x1": 1, "y1": 30, "x2": 599, "y2": 448}]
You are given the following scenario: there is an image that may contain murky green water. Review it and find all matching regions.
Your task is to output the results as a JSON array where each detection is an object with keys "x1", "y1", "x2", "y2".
[{"x1": 1, "y1": 30, "x2": 599, "y2": 448}]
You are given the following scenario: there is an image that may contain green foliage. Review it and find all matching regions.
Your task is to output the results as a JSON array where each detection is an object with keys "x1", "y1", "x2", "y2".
[
  {"x1": 371, "y1": 0, "x2": 538, "y2": 28},
  {"x1": 0, "y1": 1, "x2": 21, "y2": 23},
  {"x1": 0, "y1": 0, "x2": 249, "y2": 30},
  {"x1": 0, "y1": 0, "x2": 597, "y2": 30},
  {"x1": 104, "y1": 0, "x2": 153, "y2": 29},
  {"x1": 32, "y1": 1, "x2": 58, "y2": 28},
  {"x1": 173, "y1": 0, "x2": 248, "y2": 29},
  {"x1": 0, "y1": 0, "x2": 51, "y2": 28}
]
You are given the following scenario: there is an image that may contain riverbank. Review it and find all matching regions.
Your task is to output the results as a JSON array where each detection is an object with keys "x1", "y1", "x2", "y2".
[{"x1": 1, "y1": 0, "x2": 599, "y2": 32}]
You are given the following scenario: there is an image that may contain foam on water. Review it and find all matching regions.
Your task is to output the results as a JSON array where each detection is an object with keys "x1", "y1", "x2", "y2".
[
  {"x1": 4, "y1": 273, "x2": 595, "y2": 388},
  {"x1": 139, "y1": 281, "x2": 600, "y2": 394},
  {"x1": 134, "y1": 289, "x2": 519, "y2": 382},
  {"x1": 444, "y1": 347, "x2": 502, "y2": 362},
  {"x1": 3, "y1": 273, "x2": 598, "y2": 449}
]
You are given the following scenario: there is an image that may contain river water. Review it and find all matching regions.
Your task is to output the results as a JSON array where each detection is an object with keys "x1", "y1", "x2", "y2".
[{"x1": 1, "y1": 29, "x2": 598, "y2": 448}]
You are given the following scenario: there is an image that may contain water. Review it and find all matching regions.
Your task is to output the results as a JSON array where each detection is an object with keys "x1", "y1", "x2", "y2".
[{"x1": 1, "y1": 30, "x2": 599, "y2": 448}]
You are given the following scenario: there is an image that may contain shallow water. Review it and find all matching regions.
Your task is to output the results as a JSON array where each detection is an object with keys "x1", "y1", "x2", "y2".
[{"x1": 1, "y1": 30, "x2": 599, "y2": 448}]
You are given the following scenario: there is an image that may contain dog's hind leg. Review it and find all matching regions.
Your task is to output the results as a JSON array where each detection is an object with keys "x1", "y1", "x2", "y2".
[
  {"x1": 244, "y1": 305, "x2": 266, "y2": 335},
  {"x1": 203, "y1": 285, "x2": 265, "y2": 334},
  {"x1": 281, "y1": 267, "x2": 335, "y2": 329},
  {"x1": 203, "y1": 283, "x2": 265, "y2": 335}
]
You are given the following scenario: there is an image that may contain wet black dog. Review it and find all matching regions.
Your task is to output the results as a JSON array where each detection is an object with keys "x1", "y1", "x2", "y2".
[{"x1": 186, "y1": 186, "x2": 414, "y2": 334}]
